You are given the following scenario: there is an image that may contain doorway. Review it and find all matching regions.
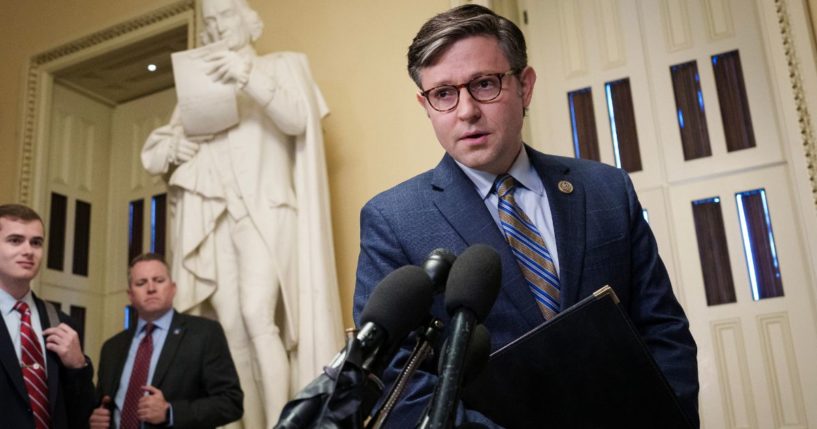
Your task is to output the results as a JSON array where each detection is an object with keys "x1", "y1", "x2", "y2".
[{"x1": 17, "y1": 1, "x2": 194, "y2": 367}]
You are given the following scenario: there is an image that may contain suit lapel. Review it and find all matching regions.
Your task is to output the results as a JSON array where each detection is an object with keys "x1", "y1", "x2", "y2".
[
  {"x1": 151, "y1": 312, "x2": 185, "y2": 388},
  {"x1": 430, "y1": 155, "x2": 544, "y2": 330},
  {"x1": 106, "y1": 329, "x2": 136, "y2": 398},
  {"x1": 0, "y1": 308, "x2": 28, "y2": 401},
  {"x1": 528, "y1": 148, "x2": 587, "y2": 307}
]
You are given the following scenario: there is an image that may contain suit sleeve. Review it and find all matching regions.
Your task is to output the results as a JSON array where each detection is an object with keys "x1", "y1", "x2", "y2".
[
  {"x1": 58, "y1": 311, "x2": 96, "y2": 429},
  {"x1": 619, "y1": 169, "x2": 699, "y2": 427},
  {"x1": 355, "y1": 200, "x2": 504, "y2": 428},
  {"x1": 169, "y1": 321, "x2": 243, "y2": 428}
]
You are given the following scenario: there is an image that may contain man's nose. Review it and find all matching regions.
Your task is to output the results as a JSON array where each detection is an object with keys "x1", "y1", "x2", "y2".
[{"x1": 456, "y1": 87, "x2": 481, "y2": 121}]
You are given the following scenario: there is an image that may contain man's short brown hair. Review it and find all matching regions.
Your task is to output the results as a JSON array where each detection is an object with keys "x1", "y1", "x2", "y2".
[
  {"x1": 407, "y1": 4, "x2": 527, "y2": 88},
  {"x1": 0, "y1": 204, "x2": 44, "y2": 230},
  {"x1": 127, "y1": 253, "x2": 169, "y2": 284}
]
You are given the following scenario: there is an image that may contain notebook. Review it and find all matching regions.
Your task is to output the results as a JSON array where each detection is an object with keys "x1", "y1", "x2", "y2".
[{"x1": 461, "y1": 286, "x2": 693, "y2": 428}]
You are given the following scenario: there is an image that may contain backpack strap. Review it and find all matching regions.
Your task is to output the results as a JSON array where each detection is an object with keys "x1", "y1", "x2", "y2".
[{"x1": 43, "y1": 300, "x2": 61, "y2": 328}]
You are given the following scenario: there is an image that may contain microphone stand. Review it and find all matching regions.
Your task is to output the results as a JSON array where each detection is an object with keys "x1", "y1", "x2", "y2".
[
  {"x1": 423, "y1": 310, "x2": 476, "y2": 429},
  {"x1": 367, "y1": 317, "x2": 444, "y2": 429}
]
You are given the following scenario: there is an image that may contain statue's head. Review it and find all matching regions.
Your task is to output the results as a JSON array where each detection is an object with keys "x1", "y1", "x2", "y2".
[{"x1": 200, "y1": 0, "x2": 263, "y2": 50}]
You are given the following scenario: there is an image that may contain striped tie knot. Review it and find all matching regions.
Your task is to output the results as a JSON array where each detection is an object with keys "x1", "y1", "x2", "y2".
[
  {"x1": 13, "y1": 300, "x2": 30, "y2": 316},
  {"x1": 494, "y1": 174, "x2": 516, "y2": 200}
]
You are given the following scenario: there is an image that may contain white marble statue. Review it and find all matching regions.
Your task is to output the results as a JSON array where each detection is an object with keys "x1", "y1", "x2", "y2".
[{"x1": 141, "y1": 0, "x2": 344, "y2": 426}]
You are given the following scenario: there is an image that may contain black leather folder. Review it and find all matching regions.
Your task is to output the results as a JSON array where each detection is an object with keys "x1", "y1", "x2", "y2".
[{"x1": 461, "y1": 286, "x2": 693, "y2": 428}]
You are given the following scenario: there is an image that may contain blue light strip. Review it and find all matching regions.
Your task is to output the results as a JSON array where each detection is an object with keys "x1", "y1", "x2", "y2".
[
  {"x1": 692, "y1": 196, "x2": 720, "y2": 205},
  {"x1": 128, "y1": 202, "x2": 134, "y2": 248},
  {"x1": 569, "y1": 93, "x2": 581, "y2": 158},
  {"x1": 736, "y1": 192, "x2": 760, "y2": 300},
  {"x1": 150, "y1": 196, "x2": 157, "y2": 253},
  {"x1": 759, "y1": 190, "x2": 781, "y2": 274},
  {"x1": 605, "y1": 83, "x2": 622, "y2": 168}
]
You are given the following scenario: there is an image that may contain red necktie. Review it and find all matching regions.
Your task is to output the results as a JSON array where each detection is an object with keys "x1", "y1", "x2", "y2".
[
  {"x1": 120, "y1": 323, "x2": 155, "y2": 429},
  {"x1": 14, "y1": 301, "x2": 51, "y2": 429}
]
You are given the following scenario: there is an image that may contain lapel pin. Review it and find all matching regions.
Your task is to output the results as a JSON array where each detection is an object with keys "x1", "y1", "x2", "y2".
[
  {"x1": 173, "y1": 328, "x2": 182, "y2": 335},
  {"x1": 558, "y1": 180, "x2": 574, "y2": 194}
]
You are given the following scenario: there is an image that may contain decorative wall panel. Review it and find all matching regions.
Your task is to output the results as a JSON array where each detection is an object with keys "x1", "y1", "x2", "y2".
[
  {"x1": 712, "y1": 319, "x2": 757, "y2": 429},
  {"x1": 758, "y1": 313, "x2": 807, "y2": 428}
]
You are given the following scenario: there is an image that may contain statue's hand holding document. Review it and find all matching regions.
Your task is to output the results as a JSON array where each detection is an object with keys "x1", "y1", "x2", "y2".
[{"x1": 171, "y1": 40, "x2": 239, "y2": 136}]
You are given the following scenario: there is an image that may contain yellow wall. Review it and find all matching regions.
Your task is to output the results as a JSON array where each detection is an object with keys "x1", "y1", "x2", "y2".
[{"x1": 0, "y1": 0, "x2": 452, "y2": 327}]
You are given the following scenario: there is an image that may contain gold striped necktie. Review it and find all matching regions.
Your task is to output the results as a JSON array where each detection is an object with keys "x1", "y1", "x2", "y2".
[{"x1": 495, "y1": 174, "x2": 561, "y2": 319}]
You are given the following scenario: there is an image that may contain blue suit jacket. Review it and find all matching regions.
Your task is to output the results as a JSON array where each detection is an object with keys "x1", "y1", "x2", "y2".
[{"x1": 354, "y1": 146, "x2": 699, "y2": 427}]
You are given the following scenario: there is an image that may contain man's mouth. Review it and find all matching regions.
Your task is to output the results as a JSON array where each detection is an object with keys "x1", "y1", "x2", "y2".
[{"x1": 460, "y1": 131, "x2": 489, "y2": 142}]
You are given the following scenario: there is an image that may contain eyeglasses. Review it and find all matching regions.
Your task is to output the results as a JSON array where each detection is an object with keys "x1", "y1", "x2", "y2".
[{"x1": 420, "y1": 70, "x2": 517, "y2": 112}]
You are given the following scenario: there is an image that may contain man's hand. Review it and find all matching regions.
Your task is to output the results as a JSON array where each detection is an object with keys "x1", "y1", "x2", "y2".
[
  {"x1": 138, "y1": 385, "x2": 170, "y2": 424},
  {"x1": 89, "y1": 396, "x2": 112, "y2": 429},
  {"x1": 205, "y1": 49, "x2": 251, "y2": 85},
  {"x1": 43, "y1": 323, "x2": 86, "y2": 369}
]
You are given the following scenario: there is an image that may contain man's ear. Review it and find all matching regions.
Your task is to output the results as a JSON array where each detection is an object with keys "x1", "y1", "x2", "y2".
[
  {"x1": 519, "y1": 66, "x2": 537, "y2": 107},
  {"x1": 416, "y1": 92, "x2": 432, "y2": 117}
]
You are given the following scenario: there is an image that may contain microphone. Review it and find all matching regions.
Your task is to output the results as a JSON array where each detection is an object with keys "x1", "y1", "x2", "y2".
[
  {"x1": 274, "y1": 265, "x2": 434, "y2": 429},
  {"x1": 422, "y1": 248, "x2": 457, "y2": 294},
  {"x1": 440, "y1": 324, "x2": 490, "y2": 388},
  {"x1": 424, "y1": 244, "x2": 501, "y2": 429},
  {"x1": 368, "y1": 249, "x2": 457, "y2": 429},
  {"x1": 356, "y1": 265, "x2": 435, "y2": 377},
  {"x1": 417, "y1": 324, "x2": 491, "y2": 429}
]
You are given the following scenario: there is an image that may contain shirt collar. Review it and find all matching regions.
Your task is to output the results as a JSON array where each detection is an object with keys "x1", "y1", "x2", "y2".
[
  {"x1": 0, "y1": 287, "x2": 34, "y2": 316},
  {"x1": 456, "y1": 146, "x2": 543, "y2": 199},
  {"x1": 136, "y1": 308, "x2": 174, "y2": 334}
]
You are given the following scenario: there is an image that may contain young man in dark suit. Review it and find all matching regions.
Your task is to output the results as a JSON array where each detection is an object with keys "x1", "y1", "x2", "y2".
[
  {"x1": 0, "y1": 203, "x2": 95, "y2": 429},
  {"x1": 353, "y1": 4, "x2": 699, "y2": 428},
  {"x1": 89, "y1": 253, "x2": 243, "y2": 429}
]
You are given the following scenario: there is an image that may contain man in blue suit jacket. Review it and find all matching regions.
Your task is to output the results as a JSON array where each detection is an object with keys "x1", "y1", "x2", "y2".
[{"x1": 354, "y1": 4, "x2": 698, "y2": 428}]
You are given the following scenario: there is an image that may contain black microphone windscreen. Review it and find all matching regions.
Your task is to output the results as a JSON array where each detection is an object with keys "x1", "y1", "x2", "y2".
[
  {"x1": 423, "y1": 248, "x2": 457, "y2": 294},
  {"x1": 359, "y1": 265, "x2": 434, "y2": 345},
  {"x1": 444, "y1": 244, "x2": 501, "y2": 321}
]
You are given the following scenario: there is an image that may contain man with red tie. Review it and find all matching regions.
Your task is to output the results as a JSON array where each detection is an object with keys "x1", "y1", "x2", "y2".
[
  {"x1": 0, "y1": 203, "x2": 95, "y2": 429},
  {"x1": 89, "y1": 254, "x2": 243, "y2": 429}
]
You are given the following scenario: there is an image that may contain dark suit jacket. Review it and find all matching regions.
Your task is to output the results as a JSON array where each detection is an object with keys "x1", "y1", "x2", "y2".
[
  {"x1": 0, "y1": 293, "x2": 95, "y2": 429},
  {"x1": 354, "y1": 146, "x2": 699, "y2": 427},
  {"x1": 95, "y1": 311, "x2": 242, "y2": 429}
]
